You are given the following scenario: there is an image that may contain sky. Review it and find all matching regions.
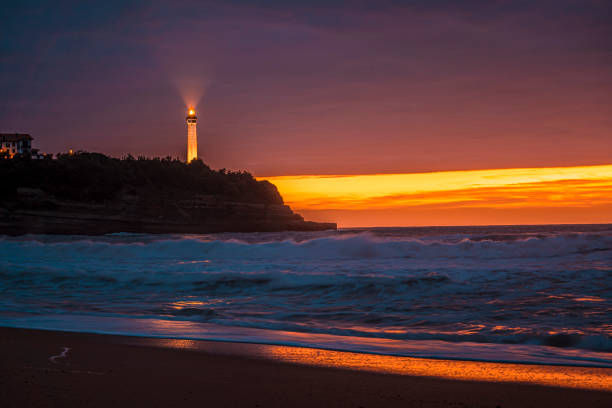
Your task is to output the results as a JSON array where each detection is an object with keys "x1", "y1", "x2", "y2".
[
  {"x1": 262, "y1": 165, "x2": 612, "y2": 226},
  {"x1": 2, "y1": 1, "x2": 611, "y2": 226}
]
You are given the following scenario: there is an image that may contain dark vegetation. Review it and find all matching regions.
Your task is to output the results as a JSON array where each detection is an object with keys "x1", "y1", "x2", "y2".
[{"x1": 0, "y1": 152, "x2": 283, "y2": 205}]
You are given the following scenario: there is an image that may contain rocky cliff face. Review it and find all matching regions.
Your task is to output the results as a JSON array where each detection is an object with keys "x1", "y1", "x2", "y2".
[
  {"x1": 0, "y1": 188, "x2": 336, "y2": 235},
  {"x1": 0, "y1": 154, "x2": 336, "y2": 235}
]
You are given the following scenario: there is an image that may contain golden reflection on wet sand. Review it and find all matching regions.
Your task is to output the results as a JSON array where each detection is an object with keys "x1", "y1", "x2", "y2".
[
  {"x1": 260, "y1": 346, "x2": 612, "y2": 392},
  {"x1": 146, "y1": 338, "x2": 612, "y2": 392}
]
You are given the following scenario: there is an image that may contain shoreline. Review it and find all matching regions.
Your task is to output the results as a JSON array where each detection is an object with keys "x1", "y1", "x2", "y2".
[
  {"x1": 3, "y1": 322, "x2": 612, "y2": 369},
  {"x1": 2, "y1": 315, "x2": 610, "y2": 369},
  {"x1": 1, "y1": 327, "x2": 610, "y2": 407}
]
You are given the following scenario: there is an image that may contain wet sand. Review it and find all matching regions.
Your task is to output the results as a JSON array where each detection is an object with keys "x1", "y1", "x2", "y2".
[{"x1": 1, "y1": 327, "x2": 610, "y2": 407}]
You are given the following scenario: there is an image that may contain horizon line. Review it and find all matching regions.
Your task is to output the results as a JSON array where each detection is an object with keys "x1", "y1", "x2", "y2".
[{"x1": 256, "y1": 163, "x2": 612, "y2": 179}]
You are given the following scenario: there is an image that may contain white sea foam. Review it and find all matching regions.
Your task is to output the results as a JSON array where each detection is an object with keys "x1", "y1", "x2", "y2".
[{"x1": 49, "y1": 346, "x2": 70, "y2": 364}]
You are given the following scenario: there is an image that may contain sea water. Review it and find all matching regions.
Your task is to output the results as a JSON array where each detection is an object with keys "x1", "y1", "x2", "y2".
[{"x1": 1, "y1": 225, "x2": 611, "y2": 366}]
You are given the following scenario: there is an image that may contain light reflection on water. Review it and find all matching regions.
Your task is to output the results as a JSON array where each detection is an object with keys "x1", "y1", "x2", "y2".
[
  {"x1": 1, "y1": 226, "x2": 611, "y2": 374},
  {"x1": 145, "y1": 337, "x2": 612, "y2": 392},
  {"x1": 7, "y1": 314, "x2": 611, "y2": 369}
]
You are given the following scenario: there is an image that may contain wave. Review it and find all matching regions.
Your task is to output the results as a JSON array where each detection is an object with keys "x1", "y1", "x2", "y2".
[
  {"x1": 1, "y1": 228, "x2": 610, "y2": 361},
  {"x1": 2, "y1": 230, "x2": 612, "y2": 262}
]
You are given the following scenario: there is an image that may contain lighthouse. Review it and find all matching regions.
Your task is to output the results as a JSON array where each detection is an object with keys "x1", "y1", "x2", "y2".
[{"x1": 186, "y1": 108, "x2": 198, "y2": 162}]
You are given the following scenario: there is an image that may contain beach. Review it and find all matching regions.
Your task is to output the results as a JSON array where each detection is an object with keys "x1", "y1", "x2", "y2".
[
  {"x1": 2, "y1": 227, "x2": 611, "y2": 406},
  {"x1": 1, "y1": 327, "x2": 611, "y2": 407}
]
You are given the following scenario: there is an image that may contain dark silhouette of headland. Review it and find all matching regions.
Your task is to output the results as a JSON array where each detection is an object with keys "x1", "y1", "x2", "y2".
[{"x1": 0, "y1": 152, "x2": 336, "y2": 235}]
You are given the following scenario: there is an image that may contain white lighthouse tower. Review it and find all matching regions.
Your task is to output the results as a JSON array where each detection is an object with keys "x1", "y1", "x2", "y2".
[{"x1": 186, "y1": 108, "x2": 198, "y2": 162}]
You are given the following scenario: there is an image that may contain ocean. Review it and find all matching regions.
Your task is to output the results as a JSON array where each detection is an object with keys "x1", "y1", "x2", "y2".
[{"x1": 1, "y1": 224, "x2": 611, "y2": 367}]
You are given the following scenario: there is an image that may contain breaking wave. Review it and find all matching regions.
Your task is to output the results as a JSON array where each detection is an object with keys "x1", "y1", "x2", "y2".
[
  {"x1": 3, "y1": 229, "x2": 612, "y2": 261},
  {"x1": 1, "y1": 225, "x2": 611, "y2": 365}
]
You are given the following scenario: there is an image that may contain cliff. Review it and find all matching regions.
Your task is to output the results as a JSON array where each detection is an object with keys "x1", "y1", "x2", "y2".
[{"x1": 0, "y1": 153, "x2": 336, "y2": 235}]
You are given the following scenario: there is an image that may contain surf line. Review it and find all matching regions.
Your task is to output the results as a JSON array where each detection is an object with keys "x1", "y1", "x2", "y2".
[{"x1": 49, "y1": 347, "x2": 71, "y2": 364}]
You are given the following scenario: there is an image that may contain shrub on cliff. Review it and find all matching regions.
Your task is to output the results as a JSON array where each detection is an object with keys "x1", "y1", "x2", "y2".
[{"x1": 0, "y1": 152, "x2": 283, "y2": 205}]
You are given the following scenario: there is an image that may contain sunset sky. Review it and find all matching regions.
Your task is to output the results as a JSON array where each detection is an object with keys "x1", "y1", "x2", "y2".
[
  {"x1": 262, "y1": 165, "x2": 612, "y2": 226},
  {"x1": 2, "y1": 1, "x2": 611, "y2": 226}
]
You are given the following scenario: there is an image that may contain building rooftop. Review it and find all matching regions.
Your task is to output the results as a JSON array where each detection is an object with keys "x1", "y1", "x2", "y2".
[{"x1": 0, "y1": 133, "x2": 33, "y2": 142}]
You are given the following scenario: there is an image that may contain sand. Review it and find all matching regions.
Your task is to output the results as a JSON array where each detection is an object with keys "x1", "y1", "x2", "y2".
[{"x1": 0, "y1": 327, "x2": 610, "y2": 407}]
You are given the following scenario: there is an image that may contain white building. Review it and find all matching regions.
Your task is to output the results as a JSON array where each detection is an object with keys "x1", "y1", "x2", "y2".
[{"x1": 0, "y1": 133, "x2": 32, "y2": 157}]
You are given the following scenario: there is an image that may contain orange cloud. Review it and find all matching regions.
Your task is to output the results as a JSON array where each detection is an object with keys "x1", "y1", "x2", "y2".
[{"x1": 259, "y1": 165, "x2": 612, "y2": 227}]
